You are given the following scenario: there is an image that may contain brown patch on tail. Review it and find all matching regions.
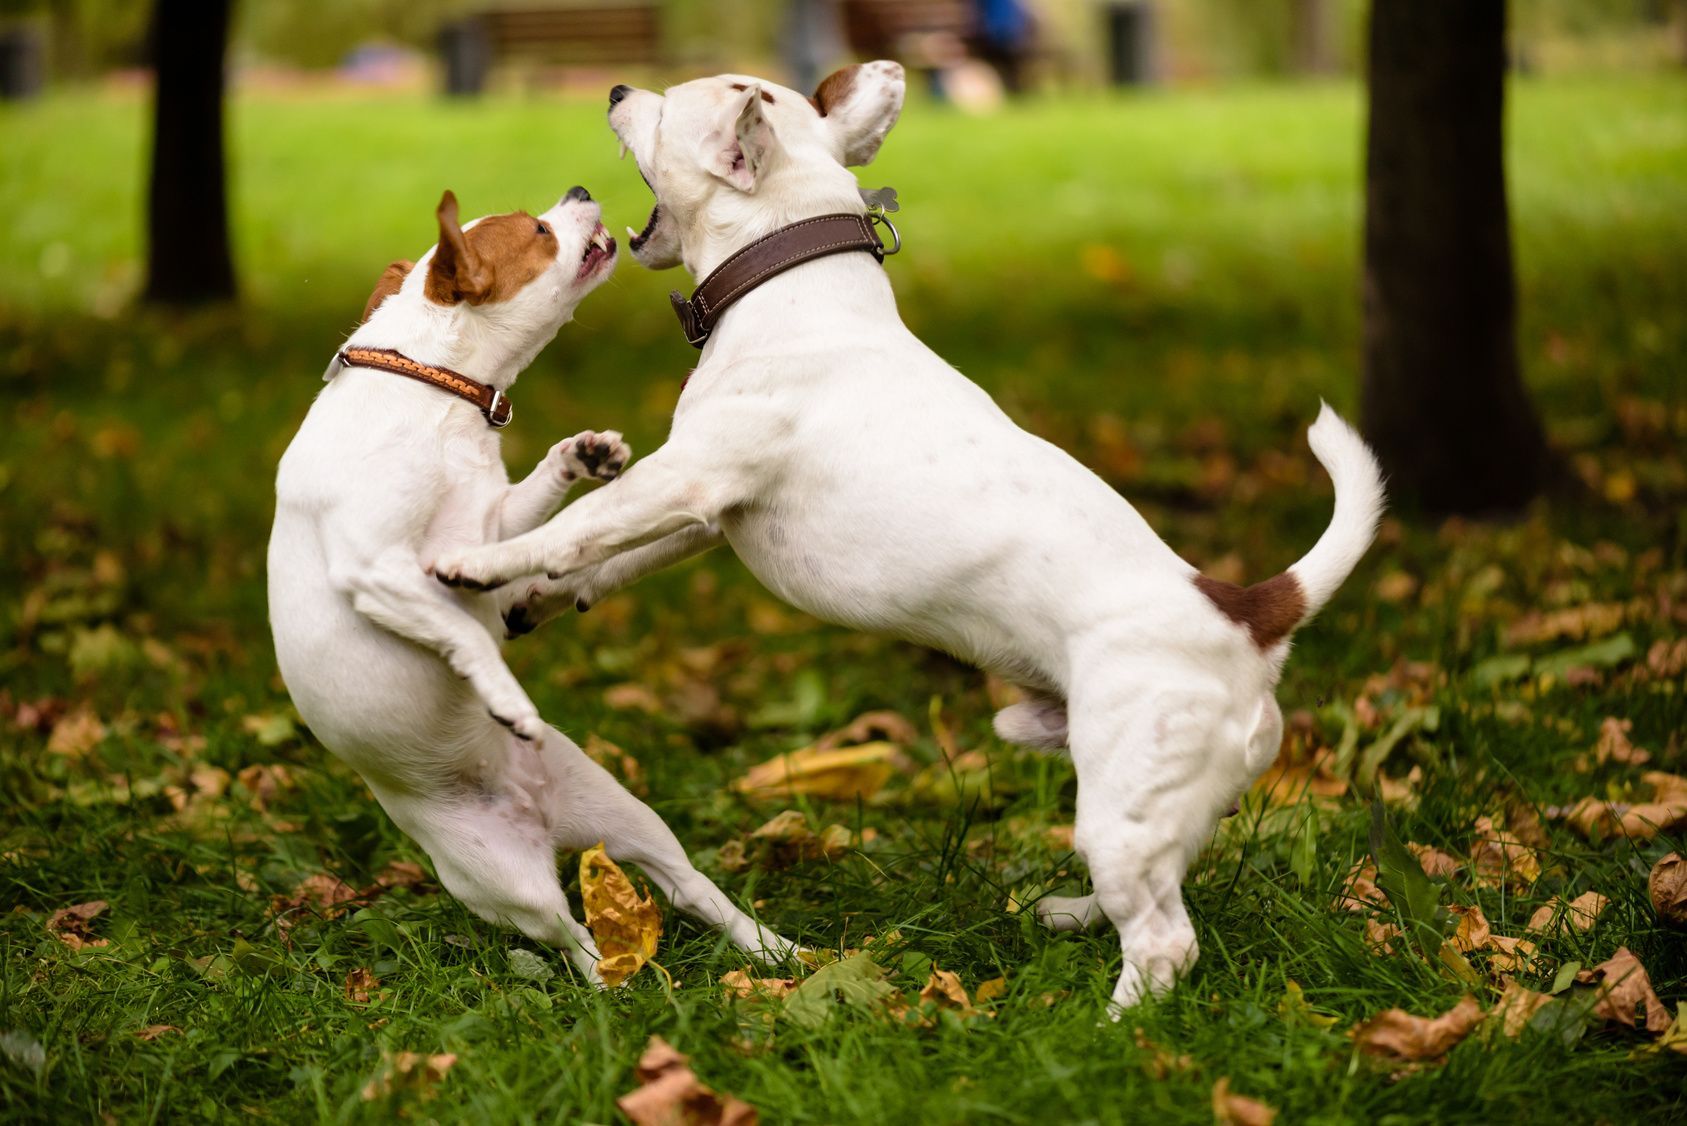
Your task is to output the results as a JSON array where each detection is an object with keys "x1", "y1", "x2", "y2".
[{"x1": 1193, "y1": 571, "x2": 1307, "y2": 650}]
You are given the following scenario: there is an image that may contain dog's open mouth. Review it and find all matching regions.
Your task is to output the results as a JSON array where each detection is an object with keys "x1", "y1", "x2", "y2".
[
  {"x1": 577, "y1": 224, "x2": 616, "y2": 278},
  {"x1": 627, "y1": 204, "x2": 660, "y2": 253}
]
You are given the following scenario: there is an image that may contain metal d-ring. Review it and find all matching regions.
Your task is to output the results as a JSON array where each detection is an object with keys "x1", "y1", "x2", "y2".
[{"x1": 867, "y1": 208, "x2": 901, "y2": 256}]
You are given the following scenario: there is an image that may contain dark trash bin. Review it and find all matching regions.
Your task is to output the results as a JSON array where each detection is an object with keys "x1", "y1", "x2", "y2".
[
  {"x1": 1103, "y1": 1, "x2": 1156, "y2": 87},
  {"x1": 439, "y1": 18, "x2": 492, "y2": 97},
  {"x1": 0, "y1": 24, "x2": 45, "y2": 101}
]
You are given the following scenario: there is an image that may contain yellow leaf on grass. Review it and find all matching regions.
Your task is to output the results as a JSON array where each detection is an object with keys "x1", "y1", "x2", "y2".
[
  {"x1": 345, "y1": 967, "x2": 380, "y2": 1003},
  {"x1": 1557, "y1": 772, "x2": 1687, "y2": 841},
  {"x1": 720, "y1": 969, "x2": 799, "y2": 1001},
  {"x1": 1351, "y1": 995, "x2": 1484, "y2": 1063},
  {"x1": 1407, "y1": 843, "x2": 1461, "y2": 879},
  {"x1": 975, "y1": 976, "x2": 1008, "y2": 1004},
  {"x1": 1526, "y1": 891, "x2": 1608, "y2": 934},
  {"x1": 360, "y1": 1051, "x2": 458, "y2": 1101},
  {"x1": 46, "y1": 706, "x2": 105, "y2": 757},
  {"x1": 1449, "y1": 906, "x2": 1537, "y2": 974},
  {"x1": 1576, "y1": 946, "x2": 1671, "y2": 1034},
  {"x1": 617, "y1": 1036, "x2": 758, "y2": 1126},
  {"x1": 1649, "y1": 853, "x2": 1687, "y2": 929},
  {"x1": 1592, "y1": 717, "x2": 1650, "y2": 767},
  {"x1": 1335, "y1": 861, "x2": 1387, "y2": 912},
  {"x1": 1492, "y1": 978, "x2": 1553, "y2": 1038},
  {"x1": 580, "y1": 844, "x2": 661, "y2": 987},
  {"x1": 1133, "y1": 1027, "x2": 1192, "y2": 1079},
  {"x1": 1212, "y1": 1078, "x2": 1277, "y2": 1126},
  {"x1": 920, "y1": 969, "x2": 975, "y2": 1014},
  {"x1": 731, "y1": 742, "x2": 908, "y2": 801}
]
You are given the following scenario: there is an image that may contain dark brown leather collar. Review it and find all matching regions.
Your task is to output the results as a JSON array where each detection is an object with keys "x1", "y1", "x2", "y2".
[
  {"x1": 337, "y1": 346, "x2": 513, "y2": 428},
  {"x1": 669, "y1": 213, "x2": 884, "y2": 348}
]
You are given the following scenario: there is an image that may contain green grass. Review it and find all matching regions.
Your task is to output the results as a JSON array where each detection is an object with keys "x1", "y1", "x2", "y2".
[{"x1": 2, "y1": 74, "x2": 1685, "y2": 1123}]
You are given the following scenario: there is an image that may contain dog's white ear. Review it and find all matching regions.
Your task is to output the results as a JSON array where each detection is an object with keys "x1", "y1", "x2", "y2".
[
  {"x1": 425, "y1": 190, "x2": 494, "y2": 306},
  {"x1": 812, "y1": 60, "x2": 905, "y2": 166},
  {"x1": 710, "y1": 84, "x2": 777, "y2": 192}
]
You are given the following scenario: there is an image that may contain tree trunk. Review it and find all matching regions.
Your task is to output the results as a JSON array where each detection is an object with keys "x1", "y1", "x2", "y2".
[
  {"x1": 1290, "y1": 0, "x2": 1332, "y2": 76},
  {"x1": 143, "y1": 0, "x2": 236, "y2": 305},
  {"x1": 1361, "y1": 0, "x2": 1546, "y2": 514}
]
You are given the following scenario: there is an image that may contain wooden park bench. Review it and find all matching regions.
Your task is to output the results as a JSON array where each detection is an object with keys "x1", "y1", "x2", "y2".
[{"x1": 440, "y1": 2, "x2": 663, "y2": 95}]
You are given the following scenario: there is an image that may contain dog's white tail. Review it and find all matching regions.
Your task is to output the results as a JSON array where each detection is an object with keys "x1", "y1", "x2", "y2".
[
  {"x1": 1287, "y1": 402, "x2": 1386, "y2": 619},
  {"x1": 1192, "y1": 402, "x2": 1384, "y2": 650}
]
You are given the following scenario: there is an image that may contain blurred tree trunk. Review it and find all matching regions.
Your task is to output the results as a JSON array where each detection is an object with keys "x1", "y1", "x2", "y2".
[
  {"x1": 1290, "y1": 0, "x2": 1331, "y2": 75},
  {"x1": 1361, "y1": 0, "x2": 1546, "y2": 514},
  {"x1": 143, "y1": 0, "x2": 236, "y2": 305}
]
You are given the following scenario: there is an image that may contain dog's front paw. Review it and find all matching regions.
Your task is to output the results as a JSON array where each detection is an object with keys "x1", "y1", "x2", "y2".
[
  {"x1": 433, "y1": 546, "x2": 513, "y2": 591},
  {"x1": 489, "y1": 705, "x2": 546, "y2": 744},
  {"x1": 554, "y1": 429, "x2": 630, "y2": 484}
]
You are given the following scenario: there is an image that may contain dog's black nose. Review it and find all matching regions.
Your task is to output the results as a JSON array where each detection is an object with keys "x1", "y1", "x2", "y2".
[
  {"x1": 608, "y1": 84, "x2": 631, "y2": 107},
  {"x1": 565, "y1": 185, "x2": 591, "y2": 203}
]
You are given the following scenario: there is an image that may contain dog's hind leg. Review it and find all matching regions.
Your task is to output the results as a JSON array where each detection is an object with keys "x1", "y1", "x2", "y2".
[
  {"x1": 374, "y1": 782, "x2": 603, "y2": 982},
  {"x1": 533, "y1": 727, "x2": 799, "y2": 965},
  {"x1": 1067, "y1": 682, "x2": 1233, "y2": 1016},
  {"x1": 993, "y1": 689, "x2": 1069, "y2": 750}
]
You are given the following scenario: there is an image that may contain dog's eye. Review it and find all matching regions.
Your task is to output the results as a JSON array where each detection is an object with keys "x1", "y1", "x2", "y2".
[{"x1": 535, "y1": 222, "x2": 549, "y2": 237}]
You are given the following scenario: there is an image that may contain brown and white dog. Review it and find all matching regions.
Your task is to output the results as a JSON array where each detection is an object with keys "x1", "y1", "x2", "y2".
[
  {"x1": 267, "y1": 188, "x2": 795, "y2": 980},
  {"x1": 437, "y1": 65, "x2": 1385, "y2": 1013}
]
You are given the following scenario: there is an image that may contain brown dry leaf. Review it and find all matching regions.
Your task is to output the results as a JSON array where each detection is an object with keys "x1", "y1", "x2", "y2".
[
  {"x1": 584, "y1": 733, "x2": 647, "y2": 795},
  {"x1": 730, "y1": 742, "x2": 909, "y2": 802},
  {"x1": 1378, "y1": 766, "x2": 1423, "y2": 807},
  {"x1": 163, "y1": 765, "x2": 231, "y2": 814},
  {"x1": 722, "y1": 810, "x2": 858, "y2": 873},
  {"x1": 1351, "y1": 995, "x2": 1484, "y2": 1063},
  {"x1": 720, "y1": 969, "x2": 799, "y2": 1002},
  {"x1": 1408, "y1": 843, "x2": 1461, "y2": 879},
  {"x1": 814, "y1": 710, "x2": 919, "y2": 751},
  {"x1": 134, "y1": 1024, "x2": 180, "y2": 1041},
  {"x1": 603, "y1": 683, "x2": 663, "y2": 715},
  {"x1": 46, "y1": 705, "x2": 105, "y2": 757},
  {"x1": 1576, "y1": 946, "x2": 1671, "y2": 1034},
  {"x1": 1469, "y1": 815, "x2": 1541, "y2": 889},
  {"x1": 617, "y1": 1036, "x2": 758, "y2": 1126},
  {"x1": 273, "y1": 873, "x2": 360, "y2": 923},
  {"x1": 1364, "y1": 919, "x2": 1401, "y2": 955},
  {"x1": 1526, "y1": 891, "x2": 1609, "y2": 934},
  {"x1": 1374, "y1": 571, "x2": 1419, "y2": 604},
  {"x1": 345, "y1": 967, "x2": 380, "y2": 1003},
  {"x1": 1450, "y1": 906, "x2": 1492, "y2": 952},
  {"x1": 370, "y1": 860, "x2": 429, "y2": 893},
  {"x1": 1593, "y1": 717, "x2": 1650, "y2": 767},
  {"x1": 1492, "y1": 978, "x2": 1553, "y2": 1038},
  {"x1": 47, "y1": 900, "x2": 110, "y2": 950},
  {"x1": 1449, "y1": 906, "x2": 1538, "y2": 973},
  {"x1": 1212, "y1": 1078, "x2": 1277, "y2": 1126},
  {"x1": 920, "y1": 969, "x2": 977, "y2": 1015},
  {"x1": 1503, "y1": 602, "x2": 1626, "y2": 646},
  {"x1": 975, "y1": 976, "x2": 1007, "y2": 1004},
  {"x1": 1335, "y1": 861, "x2": 1387, "y2": 912},
  {"x1": 1252, "y1": 746, "x2": 1348, "y2": 806},
  {"x1": 1650, "y1": 852, "x2": 1687, "y2": 929},
  {"x1": 235, "y1": 763, "x2": 294, "y2": 810},
  {"x1": 580, "y1": 843, "x2": 661, "y2": 987},
  {"x1": 1646, "y1": 638, "x2": 1687, "y2": 679},
  {"x1": 1133, "y1": 1027, "x2": 1192, "y2": 1079},
  {"x1": 360, "y1": 1051, "x2": 458, "y2": 1102},
  {"x1": 1557, "y1": 771, "x2": 1687, "y2": 840},
  {"x1": 1043, "y1": 824, "x2": 1074, "y2": 851}
]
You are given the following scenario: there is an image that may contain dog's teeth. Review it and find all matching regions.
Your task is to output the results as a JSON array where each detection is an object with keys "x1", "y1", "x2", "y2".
[
  {"x1": 626, "y1": 226, "x2": 639, "y2": 240},
  {"x1": 618, "y1": 142, "x2": 628, "y2": 159}
]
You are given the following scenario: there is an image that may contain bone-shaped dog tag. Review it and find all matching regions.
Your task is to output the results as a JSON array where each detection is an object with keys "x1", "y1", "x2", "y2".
[
  {"x1": 860, "y1": 186, "x2": 899, "y2": 214},
  {"x1": 321, "y1": 351, "x2": 346, "y2": 382}
]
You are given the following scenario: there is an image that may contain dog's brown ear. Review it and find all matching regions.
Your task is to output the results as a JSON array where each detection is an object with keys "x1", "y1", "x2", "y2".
[
  {"x1": 425, "y1": 190, "x2": 494, "y2": 305},
  {"x1": 361, "y1": 259, "x2": 413, "y2": 323},
  {"x1": 812, "y1": 61, "x2": 905, "y2": 166}
]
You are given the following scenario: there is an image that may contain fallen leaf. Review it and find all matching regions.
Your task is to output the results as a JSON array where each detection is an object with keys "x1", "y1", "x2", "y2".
[
  {"x1": 1374, "y1": 571, "x2": 1418, "y2": 604},
  {"x1": 580, "y1": 844, "x2": 661, "y2": 987},
  {"x1": 1253, "y1": 746, "x2": 1348, "y2": 805},
  {"x1": 1592, "y1": 717, "x2": 1650, "y2": 767},
  {"x1": 361, "y1": 1051, "x2": 458, "y2": 1101},
  {"x1": 134, "y1": 1024, "x2": 180, "y2": 1041},
  {"x1": 782, "y1": 953, "x2": 898, "y2": 1028},
  {"x1": 271, "y1": 873, "x2": 360, "y2": 933},
  {"x1": 814, "y1": 710, "x2": 919, "y2": 751},
  {"x1": 1503, "y1": 602, "x2": 1626, "y2": 646},
  {"x1": 1364, "y1": 918, "x2": 1401, "y2": 955},
  {"x1": 1407, "y1": 843, "x2": 1461, "y2": 879},
  {"x1": 240, "y1": 711, "x2": 298, "y2": 748},
  {"x1": 1450, "y1": 906, "x2": 1538, "y2": 973},
  {"x1": 1469, "y1": 815, "x2": 1540, "y2": 889},
  {"x1": 46, "y1": 705, "x2": 104, "y2": 757},
  {"x1": 1556, "y1": 772, "x2": 1687, "y2": 840},
  {"x1": 1658, "y1": 1004, "x2": 1687, "y2": 1056},
  {"x1": 1336, "y1": 861, "x2": 1386, "y2": 912},
  {"x1": 1576, "y1": 947, "x2": 1670, "y2": 1033},
  {"x1": 46, "y1": 900, "x2": 109, "y2": 949},
  {"x1": 730, "y1": 742, "x2": 909, "y2": 802},
  {"x1": 1491, "y1": 979, "x2": 1553, "y2": 1038},
  {"x1": 345, "y1": 967, "x2": 380, "y2": 1002},
  {"x1": 1351, "y1": 995, "x2": 1483, "y2": 1063},
  {"x1": 720, "y1": 969, "x2": 799, "y2": 1001},
  {"x1": 617, "y1": 1036, "x2": 758, "y2": 1126},
  {"x1": 975, "y1": 976, "x2": 1007, "y2": 1004},
  {"x1": 918, "y1": 968, "x2": 980, "y2": 1018},
  {"x1": 235, "y1": 763, "x2": 295, "y2": 810},
  {"x1": 719, "y1": 810, "x2": 859, "y2": 872},
  {"x1": 1650, "y1": 853, "x2": 1686, "y2": 929},
  {"x1": 584, "y1": 733, "x2": 647, "y2": 795},
  {"x1": 1212, "y1": 1077, "x2": 1277, "y2": 1126},
  {"x1": 1526, "y1": 891, "x2": 1609, "y2": 934},
  {"x1": 603, "y1": 683, "x2": 663, "y2": 714},
  {"x1": 1133, "y1": 1027, "x2": 1192, "y2": 1079},
  {"x1": 1043, "y1": 824, "x2": 1074, "y2": 851},
  {"x1": 1278, "y1": 980, "x2": 1339, "y2": 1028},
  {"x1": 370, "y1": 860, "x2": 429, "y2": 893}
]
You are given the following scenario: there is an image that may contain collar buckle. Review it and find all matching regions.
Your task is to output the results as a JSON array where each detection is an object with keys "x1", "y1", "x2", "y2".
[{"x1": 485, "y1": 389, "x2": 513, "y2": 428}]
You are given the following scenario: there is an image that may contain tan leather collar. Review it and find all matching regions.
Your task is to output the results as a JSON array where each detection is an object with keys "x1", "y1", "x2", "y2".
[
  {"x1": 669, "y1": 213, "x2": 885, "y2": 348},
  {"x1": 336, "y1": 346, "x2": 513, "y2": 428}
]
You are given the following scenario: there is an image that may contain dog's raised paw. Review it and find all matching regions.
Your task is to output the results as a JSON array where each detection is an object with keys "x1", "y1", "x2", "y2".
[{"x1": 556, "y1": 430, "x2": 630, "y2": 483}]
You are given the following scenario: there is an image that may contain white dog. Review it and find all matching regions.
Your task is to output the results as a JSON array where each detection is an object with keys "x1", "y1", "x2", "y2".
[
  {"x1": 435, "y1": 66, "x2": 1384, "y2": 1012},
  {"x1": 267, "y1": 187, "x2": 793, "y2": 980}
]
